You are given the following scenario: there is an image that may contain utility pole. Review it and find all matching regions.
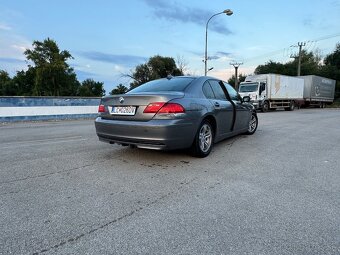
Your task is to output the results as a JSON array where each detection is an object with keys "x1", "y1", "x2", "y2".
[
  {"x1": 291, "y1": 42, "x2": 306, "y2": 76},
  {"x1": 297, "y1": 42, "x2": 306, "y2": 76},
  {"x1": 230, "y1": 62, "x2": 243, "y2": 90}
]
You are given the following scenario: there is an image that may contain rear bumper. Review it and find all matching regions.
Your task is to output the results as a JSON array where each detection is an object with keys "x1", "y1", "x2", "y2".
[{"x1": 95, "y1": 117, "x2": 196, "y2": 150}]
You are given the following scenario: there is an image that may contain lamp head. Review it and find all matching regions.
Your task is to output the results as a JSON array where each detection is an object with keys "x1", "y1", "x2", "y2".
[{"x1": 223, "y1": 9, "x2": 233, "y2": 16}]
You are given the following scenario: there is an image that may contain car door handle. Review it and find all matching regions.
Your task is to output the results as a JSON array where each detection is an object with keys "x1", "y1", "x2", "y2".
[{"x1": 214, "y1": 102, "x2": 220, "y2": 107}]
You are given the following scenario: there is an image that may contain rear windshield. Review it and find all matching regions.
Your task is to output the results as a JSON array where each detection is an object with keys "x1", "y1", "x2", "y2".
[{"x1": 128, "y1": 77, "x2": 195, "y2": 93}]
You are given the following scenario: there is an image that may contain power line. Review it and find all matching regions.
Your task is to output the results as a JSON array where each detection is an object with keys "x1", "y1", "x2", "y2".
[
  {"x1": 312, "y1": 32, "x2": 340, "y2": 42},
  {"x1": 241, "y1": 32, "x2": 340, "y2": 63}
]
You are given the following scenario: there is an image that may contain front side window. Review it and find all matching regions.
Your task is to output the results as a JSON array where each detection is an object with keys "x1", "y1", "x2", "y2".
[{"x1": 223, "y1": 82, "x2": 240, "y2": 101}]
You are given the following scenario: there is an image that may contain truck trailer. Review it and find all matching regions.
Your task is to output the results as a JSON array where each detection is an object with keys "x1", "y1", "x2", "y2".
[
  {"x1": 238, "y1": 74, "x2": 304, "y2": 112},
  {"x1": 299, "y1": 75, "x2": 336, "y2": 108}
]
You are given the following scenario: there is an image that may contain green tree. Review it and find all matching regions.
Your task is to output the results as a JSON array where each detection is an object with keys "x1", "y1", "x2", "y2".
[
  {"x1": 227, "y1": 73, "x2": 247, "y2": 88},
  {"x1": 254, "y1": 60, "x2": 286, "y2": 75},
  {"x1": 324, "y1": 43, "x2": 340, "y2": 69},
  {"x1": 24, "y1": 38, "x2": 76, "y2": 96},
  {"x1": 78, "y1": 79, "x2": 105, "y2": 97},
  {"x1": 128, "y1": 55, "x2": 183, "y2": 89},
  {"x1": 255, "y1": 50, "x2": 322, "y2": 76},
  {"x1": 0, "y1": 70, "x2": 12, "y2": 96},
  {"x1": 58, "y1": 68, "x2": 80, "y2": 96},
  {"x1": 322, "y1": 43, "x2": 340, "y2": 98},
  {"x1": 298, "y1": 50, "x2": 321, "y2": 75},
  {"x1": 110, "y1": 84, "x2": 128, "y2": 95},
  {"x1": 11, "y1": 68, "x2": 35, "y2": 96}
]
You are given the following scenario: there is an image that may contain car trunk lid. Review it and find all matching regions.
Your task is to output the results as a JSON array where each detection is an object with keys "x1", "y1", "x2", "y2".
[{"x1": 99, "y1": 92, "x2": 185, "y2": 121}]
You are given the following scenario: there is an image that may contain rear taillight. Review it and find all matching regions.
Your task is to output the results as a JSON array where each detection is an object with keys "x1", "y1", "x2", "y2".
[
  {"x1": 158, "y1": 103, "x2": 185, "y2": 113},
  {"x1": 98, "y1": 104, "x2": 106, "y2": 113},
  {"x1": 143, "y1": 102, "x2": 185, "y2": 114},
  {"x1": 143, "y1": 102, "x2": 165, "y2": 113}
]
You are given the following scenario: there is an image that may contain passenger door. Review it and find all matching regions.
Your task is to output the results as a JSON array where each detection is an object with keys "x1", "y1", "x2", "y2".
[
  {"x1": 223, "y1": 82, "x2": 251, "y2": 131},
  {"x1": 203, "y1": 80, "x2": 234, "y2": 137}
]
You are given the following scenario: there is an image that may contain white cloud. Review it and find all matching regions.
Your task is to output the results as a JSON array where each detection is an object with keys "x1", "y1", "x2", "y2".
[
  {"x1": 113, "y1": 64, "x2": 126, "y2": 72},
  {"x1": 11, "y1": 44, "x2": 27, "y2": 53},
  {"x1": 0, "y1": 26, "x2": 32, "y2": 75},
  {"x1": 0, "y1": 23, "x2": 12, "y2": 30},
  {"x1": 209, "y1": 65, "x2": 257, "y2": 81},
  {"x1": 215, "y1": 56, "x2": 233, "y2": 62},
  {"x1": 0, "y1": 34, "x2": 31, "y2": 59}
]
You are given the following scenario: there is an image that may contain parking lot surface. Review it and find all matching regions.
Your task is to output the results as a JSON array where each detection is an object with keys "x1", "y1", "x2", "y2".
[{"x1": 1, "y1": 109, "x2": 340, "y2": 255}]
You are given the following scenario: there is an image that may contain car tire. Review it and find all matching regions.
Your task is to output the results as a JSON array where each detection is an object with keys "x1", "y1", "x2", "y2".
[
  {"x1": 191, "y1": 120, "x2": 214, "y2": 158},
  {"x1": 284, "y1": 101, "x2": 295, "y2": 111},
  {"x1": 245, "y1": 113, "x2": 258, "y2": 135},
  {"x1": 261, "y1": 101, "x2": 269, "y2": 112}
]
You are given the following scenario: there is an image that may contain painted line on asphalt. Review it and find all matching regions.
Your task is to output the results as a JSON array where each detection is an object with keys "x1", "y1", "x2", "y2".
[{"x1": 0, "y1": 106, "x2": 98, "y2": 117}]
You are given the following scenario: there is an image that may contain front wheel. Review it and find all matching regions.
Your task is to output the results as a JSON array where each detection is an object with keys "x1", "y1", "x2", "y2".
[
  {"x1": 191, "y1": 120, "x2": 214, "y2": 158},
  {"x1": 245, "y1": 113, "x2": 258, "y2": 135},
  {"x1": 261, "y1": 101, "x2": 269, "y2": 112}
]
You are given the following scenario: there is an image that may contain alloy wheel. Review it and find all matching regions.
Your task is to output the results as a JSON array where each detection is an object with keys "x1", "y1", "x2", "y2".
[
  {"x1": 248, "y1": 114, "x2": 257, "y2": 133},
  {"x1": 199, "y1": 124, "x2": 212, "y2": 153}
]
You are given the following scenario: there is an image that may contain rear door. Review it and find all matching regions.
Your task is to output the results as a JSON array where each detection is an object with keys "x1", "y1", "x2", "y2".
[{"x1": 204, "y1": 80, "x2": 234, "y2": 137}]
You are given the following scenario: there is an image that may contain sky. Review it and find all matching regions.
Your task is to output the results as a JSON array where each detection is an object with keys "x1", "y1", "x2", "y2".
[{"x1": 1, "y1": 0, "x2": 340, "y2": 93}]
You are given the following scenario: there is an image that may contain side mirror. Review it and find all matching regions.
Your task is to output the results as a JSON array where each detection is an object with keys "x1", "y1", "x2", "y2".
[{"x1": 243, "y1": 96, "x2": 251, "y2": 103}]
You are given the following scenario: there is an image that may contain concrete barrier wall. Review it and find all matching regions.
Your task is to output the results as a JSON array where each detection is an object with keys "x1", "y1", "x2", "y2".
[{"x1": 0, "y1": 97, "x2": 101, "y2": 122}]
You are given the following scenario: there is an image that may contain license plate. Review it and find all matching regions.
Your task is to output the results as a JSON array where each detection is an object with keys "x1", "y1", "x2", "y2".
[{"x1": 110, "y1": 106, "x2": 136, "y2": 115}]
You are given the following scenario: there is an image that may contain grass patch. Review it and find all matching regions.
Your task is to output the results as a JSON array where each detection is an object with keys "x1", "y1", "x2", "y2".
[{"x1": 327, "y1": 99, "x2": 340, "y2": 108}]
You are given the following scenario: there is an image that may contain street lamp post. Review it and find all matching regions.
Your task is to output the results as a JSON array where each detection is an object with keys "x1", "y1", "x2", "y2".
[{"x1": 204, "y1": 9, "x2": 233, "y2": 76}]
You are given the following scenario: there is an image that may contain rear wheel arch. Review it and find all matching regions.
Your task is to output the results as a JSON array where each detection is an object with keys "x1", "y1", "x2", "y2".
[
  {"x1": 189, "y1": 114, "x2": 216, "y2": 146},
  {"x1": 202, "y1": 115, "x2": 216, "y2": 138}
]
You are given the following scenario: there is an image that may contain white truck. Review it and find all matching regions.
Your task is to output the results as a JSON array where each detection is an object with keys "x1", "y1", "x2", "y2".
[{"x1": 238, "y1": 74, "x2": 304, "y2": 112}]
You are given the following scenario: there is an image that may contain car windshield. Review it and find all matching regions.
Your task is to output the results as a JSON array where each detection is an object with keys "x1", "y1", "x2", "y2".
[
  {"x1": 239, "y1": 83, "x2": 258, "y2": 92},
  {"x1": 128, "y1": 77, "x2": 195, "y2": 93}
]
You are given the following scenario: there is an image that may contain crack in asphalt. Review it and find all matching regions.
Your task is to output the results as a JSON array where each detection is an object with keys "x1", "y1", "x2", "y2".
[
  {"x1": 32, "y1": 176, "x2": 198, "y2": 255},
  {"x1": 225, "y1": 136, "x2": 245, "y2": 151},
  {"x1": 0, "y1": 151, "x2": 122, "y2": 187},
  {"x1": 0, "y1": 163, "x2": 96, "y2": 186}
]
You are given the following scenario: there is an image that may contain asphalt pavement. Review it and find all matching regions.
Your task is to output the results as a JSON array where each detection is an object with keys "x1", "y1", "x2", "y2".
[{"x1": 0, "y1": 109, "x2": 339, "y2": 255}]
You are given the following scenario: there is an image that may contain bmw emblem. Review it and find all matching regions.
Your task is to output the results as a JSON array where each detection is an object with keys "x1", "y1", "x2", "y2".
[{"x1": 119, "y1": 97, "x2": 124, "y2": 104}]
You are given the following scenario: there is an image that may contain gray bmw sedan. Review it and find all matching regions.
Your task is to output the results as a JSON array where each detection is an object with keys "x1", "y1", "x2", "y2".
[{"x1": 95, "y1": 76, "x2": 258, "y2": 157}]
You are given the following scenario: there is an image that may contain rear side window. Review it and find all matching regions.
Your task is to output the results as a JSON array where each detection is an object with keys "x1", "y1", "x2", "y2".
[
  {"x1": 128, "y1": 77, "x2": 195, "y2": 93},
  {"x1": 202, "y1": 82, "x2": 215, "y2": 99},
  {"x1": 209, "y1": 80, "x2": 227, "y2": 100}
]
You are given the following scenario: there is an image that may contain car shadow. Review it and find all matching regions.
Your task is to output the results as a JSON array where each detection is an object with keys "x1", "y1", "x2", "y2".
[{"x1": 99, "y1": 134, "x2": 250, "y2": 167}]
